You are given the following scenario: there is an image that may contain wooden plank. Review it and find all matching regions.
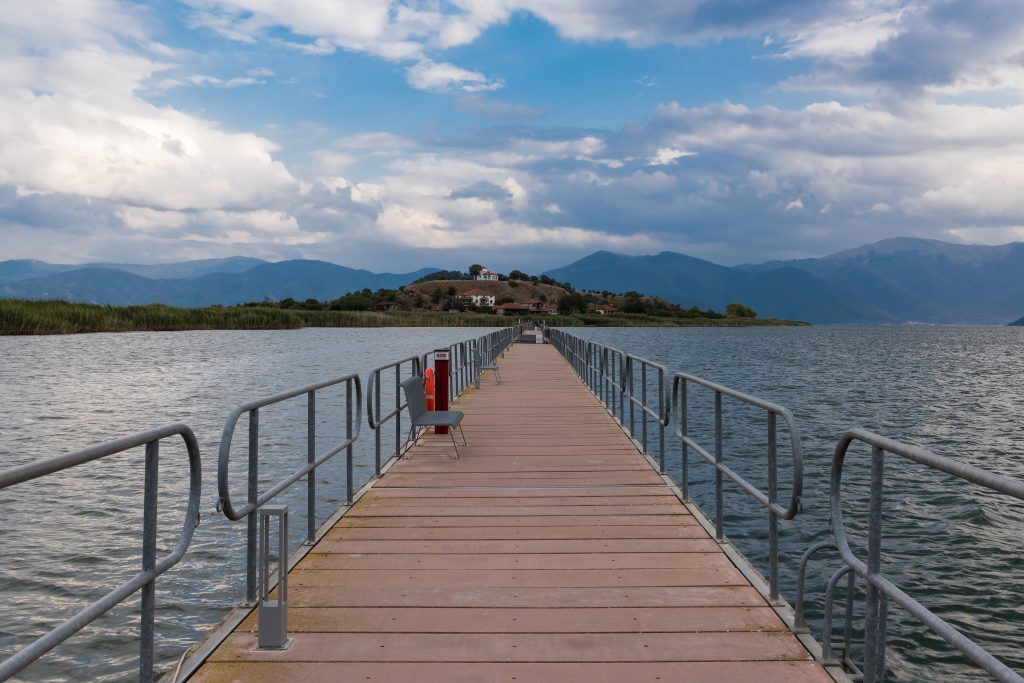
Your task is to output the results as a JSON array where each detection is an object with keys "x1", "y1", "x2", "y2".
[
  {"x1": 193, "y1": 661, "x2": 832, "y2": 683},
  {"x1": 298, "y1": 551, "x2": 732, "y2": 570},
  {"x1": 208, "y1": 631, "x2": 815, "y2": 663},
  {"x1": 283, "y1": 585, "x2": 768, "y2": 608},
  {"x1": 236, "y1": 605, "x2": 788, "y2": 633}
]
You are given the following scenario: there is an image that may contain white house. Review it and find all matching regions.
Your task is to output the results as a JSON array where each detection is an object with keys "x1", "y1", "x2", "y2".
[
  {"x1": 459, "y1": 290, "x2": 496, "y2": 307},
  {"x1": 475, "y1": 268, "x2": 499, "y2": 281}
]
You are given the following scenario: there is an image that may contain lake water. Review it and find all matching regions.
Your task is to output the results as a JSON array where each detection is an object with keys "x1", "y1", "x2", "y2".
[{"x1": 1, "y1": 325, "x2": 1022, "y2": 681}]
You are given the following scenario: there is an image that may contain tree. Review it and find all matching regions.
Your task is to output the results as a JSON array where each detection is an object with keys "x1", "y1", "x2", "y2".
[
  {"x1": 726, "y1": 303, "x2": 757, "y2": 318},
  {"x1": 469, "y1": 264, "x2": 483, "y2": 277},
  {"x1": 557, "y1": 293, "x2": 587, "y2": 315}
]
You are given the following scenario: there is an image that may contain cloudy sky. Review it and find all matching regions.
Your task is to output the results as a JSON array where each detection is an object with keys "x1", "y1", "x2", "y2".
[{"x1": 2, "y1": 1, "x2": 1024, "y2": 271}]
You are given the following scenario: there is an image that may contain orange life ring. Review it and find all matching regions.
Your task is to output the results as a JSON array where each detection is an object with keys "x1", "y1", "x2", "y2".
[{"x1": 423, "y1": 368, "x2": 435, "y2": 411}]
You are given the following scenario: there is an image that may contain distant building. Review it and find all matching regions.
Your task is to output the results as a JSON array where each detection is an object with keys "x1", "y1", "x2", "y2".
[
  {"x1": 475, "y1": 268, "x2": 500, "y2": 281},
  {"x1": 589, "y1": 304, "x2": 616, "y2": 315},
  {"x1": 458, "y1": 289, "x2": 496, "y2": 307},
  {"x1": 496, "y1": 301, "x2": 558, "y2": 316}
]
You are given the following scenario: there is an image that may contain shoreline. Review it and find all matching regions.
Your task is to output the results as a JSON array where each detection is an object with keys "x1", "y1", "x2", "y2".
[{"x1": 0, "y1": 300, "x2": 807, "y2": 335}]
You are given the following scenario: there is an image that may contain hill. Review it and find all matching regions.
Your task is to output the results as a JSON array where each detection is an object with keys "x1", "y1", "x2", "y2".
[
  {"x1": 1010, "y1": 316, "x2": 1024, "y2": 326},
  {"x1": 0, "y1": 260, "x2": 440, "y2": 306},
  {"x1": 400, "y1": 278, "x2": 566, "y2": 310},
  {"x1": 547, "y1": 238, "x2": 1024, "y2": 324}
]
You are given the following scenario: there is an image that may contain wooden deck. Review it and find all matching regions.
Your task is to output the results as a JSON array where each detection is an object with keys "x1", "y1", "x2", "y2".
[{"x1": 190, "y1": 335, "x2": 832, "y2": 683}]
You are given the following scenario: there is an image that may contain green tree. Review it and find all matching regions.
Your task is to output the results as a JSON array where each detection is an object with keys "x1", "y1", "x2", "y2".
[
  {"x1": 726, "y1": 303, "x2": 757, "y2": 318},
  {"x1": 469, "y1": 264, "x2": 483, "y2": 277}
]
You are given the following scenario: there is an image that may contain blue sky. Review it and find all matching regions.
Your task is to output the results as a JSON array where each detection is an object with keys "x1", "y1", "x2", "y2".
[{"x1": 2, "y1": 1, "x2": 1024, "y2": 272}]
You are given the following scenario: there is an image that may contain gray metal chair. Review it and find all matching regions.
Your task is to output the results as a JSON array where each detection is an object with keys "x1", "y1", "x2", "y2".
[
  {"x1": 401, "y1": 375, "x2": 467, "y2": 458},
  {"x1": 474, "y1": 347, "x2": 501, "y2": 384}
]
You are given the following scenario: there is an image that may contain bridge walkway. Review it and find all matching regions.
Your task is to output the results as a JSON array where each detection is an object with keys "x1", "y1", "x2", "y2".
[{"x1": 190, "y1": 334, "x2": 831, "y2": 682}]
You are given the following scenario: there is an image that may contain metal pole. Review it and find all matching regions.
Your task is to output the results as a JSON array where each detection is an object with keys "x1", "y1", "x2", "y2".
[
  {"x1": 714, "y1": 390, "x2": 724, "y2": 541},
  {"x1": 373, "y1": 373, "x2": 381, "y2": 474},
  {"x1": 658, "y1": 371, "x2": 665, "y2": 474},
  {"x1": 863, "y1": 445, "x2": 886, "y2": 683},
  {"x1": 307, "y1": 391, "x2": 315, "y2": 544},
  {"x1": 680, "y1": 380, "x2": 689, "y2": 500},
  {"x1": 346, "y1": 381, "x2": 354, "y2": 504},
  {"x1": 641, "y1": 365, "x2": 648, "y2": 454},
  {"x1": 139, "y1": 440, "x2": 158, "y2": 683},
  {"x1": 628, "y1": 361, "x2": 635, "y2": 438},
  {"x1": 767, "y1": 412, "x2": 779, "y2": 601},
  {"x1": 393, "y1": 368, "x2": 400, "y2": 462},
  {"x1": 246, "y1": 408, "x2": 259, "y2": 605}
]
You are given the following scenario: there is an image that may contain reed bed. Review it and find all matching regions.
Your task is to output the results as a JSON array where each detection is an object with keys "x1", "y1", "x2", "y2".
[{"x1": 0, "y1": 300, "x2": 804, "y2": 335}]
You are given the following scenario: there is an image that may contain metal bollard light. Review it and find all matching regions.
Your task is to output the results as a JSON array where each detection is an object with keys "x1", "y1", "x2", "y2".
[{"x1": 257, "y1": 505, "x2": 292, "y2": 650}]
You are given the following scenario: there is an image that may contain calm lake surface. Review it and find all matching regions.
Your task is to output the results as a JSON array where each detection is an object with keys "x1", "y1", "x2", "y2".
[{"x1": 1, "y1": 325, "x2": 1022, "y2": 681}]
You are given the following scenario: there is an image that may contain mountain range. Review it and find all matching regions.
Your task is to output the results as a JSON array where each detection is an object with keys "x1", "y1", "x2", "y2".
[
  {"x1": 545, "y1": 238, "x2": 1024, "y2": 325},
  {"x1": 0, "y1": 258, "x2": 439, "y2": 308},
  {"x1": 2, "y1": 238, "x2": 1022, "y2": 324}
]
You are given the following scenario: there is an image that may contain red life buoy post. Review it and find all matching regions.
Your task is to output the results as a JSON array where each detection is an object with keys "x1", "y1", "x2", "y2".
[{"x1": 432, "y1": 349, "x2": 450, "y2": 434}]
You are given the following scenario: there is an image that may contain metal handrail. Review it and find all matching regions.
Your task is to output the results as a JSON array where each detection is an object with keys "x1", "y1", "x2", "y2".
[
  {"x1": 545, "y1": 329, "x2": 670, "y2": 468},
  {"x1": 217, "y1": 373, "x2": 362, "y2": 605},
  {"x1": 828, "y1": 429, "x2": 1024, "y2": 683},
  {"x1": 366, "y1": 355, "x2": 421, "y2": 475},
  {"x1": 625, "y1": 354, "x2": 671, "y2": 471},
  {"x1": 672, "y1": 371, "x2": 803, "y2": 601},
  {"x1": 0, "y1": 424, "x2": 202, "y2": 683}
]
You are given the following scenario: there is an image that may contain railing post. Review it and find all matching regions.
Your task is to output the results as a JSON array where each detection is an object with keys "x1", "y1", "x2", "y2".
[
  {"x1": 257, "y1": 505, "x2": 290, "y2": 650},
  {"x1": 714, "y1": 390, "x2": 724, "y2": 541},
  {"x1": 863, "y1": 444, "x2": 887, "y2": 683},
  {"x1": 767, "y1": 411, "x2": 779, "y2": 601},
  {"x1": 373, "y1": 374, "x2": 382, "y2": 475},
  {"x1": 139, "y1": 440, "x2": 158, "y2": 683},
  {"x1": 628, "y1": 360, "x2": 635, "y2": 438},
  {"x1": 658, "y1": 371, "x2": 665, "y2": 474},
  {"x1": 306, "y1": 390, "x2": 316, "y2": 544},
  {"x1": 346, "y1": 381, "x2": 354, "y2": 504},
  {"x1": 246, "y1": 408, "x2": 259, "y2": 605},
  {"x1": 680, "y1": 379, "x2": 689, "y2": 500},
  {"x1": 618, "y1": 353, "x2": 625, "y2": 420},
  {"x1": 393, "y1": 368, "x2": 400, "y2": 462},
  {"x1": 641, "y1": 364, "x2": 648, "y2": 454}
]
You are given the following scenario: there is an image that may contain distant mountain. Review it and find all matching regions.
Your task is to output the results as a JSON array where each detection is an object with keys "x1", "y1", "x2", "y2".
[
  {"x1": 546, "y1": 238, "x2": 1024, "y2": 324},
  {"x1": 1, "y1": 260, "x2": 440, "y2": 306},
  {"x1": 0, "y1": 260, "x2": 81, "y2": 283},
  {"x1": 91, "y1": 256, "x2": 267, "y2": 279},
  {"x1": 1010, "y1": 316, "x2": 1024, "y2": 327},
  {"x1": 545, "y1": 251, "x2": 888, "y2": 323},
  {"x1": 0, "y1": 256, "x2": 266, "y2": 283}
]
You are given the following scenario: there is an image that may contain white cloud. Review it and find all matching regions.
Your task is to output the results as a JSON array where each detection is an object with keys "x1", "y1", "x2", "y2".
[
  {"x1": 405, "y1": 59, "x2": 502, "y2": 92},
  {"x1": 785, "y1": 198, "x2": 805, "y2": 211},
  {"x1": 0, "y1": 0, "x2": 297, "y2": 214},
  {"x1": 649, "y1": 147, "x2": 696, "y2": 166}
]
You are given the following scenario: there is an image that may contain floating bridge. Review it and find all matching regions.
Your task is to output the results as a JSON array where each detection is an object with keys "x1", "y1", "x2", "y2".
[{"x1": 1, "y1": 327, "x2": 1022, "y2": 683}]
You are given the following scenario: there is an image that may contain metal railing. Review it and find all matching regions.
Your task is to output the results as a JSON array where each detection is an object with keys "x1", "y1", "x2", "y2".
[
  {"x1": 799, "y1": 429, "x2": 1024, "y2": 683},
  {"x1": 216, "y1": 374, "x2": 362, "y2": 605},
  {"x1": 672, "y1": 372, "x2": 803, "y2": 602},
  {"x1": 626, "y1": 354, "x2": 670, "y2": 470},
  {"x1": 0, "y1": 424, "x2": 202, "y2": 683},
  {"x1": 545, "y1": 329, "x2": 670, "y2": 464},
  {"x1": 546, "y1": 328, "x2": 802, "y2": 604},
  {"x1": 367, "y1": 355, "x2": 422, "y2": 475}
]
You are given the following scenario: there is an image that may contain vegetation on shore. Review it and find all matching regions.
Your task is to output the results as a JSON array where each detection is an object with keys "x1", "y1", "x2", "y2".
[{"x1": 0, "y1": 299, "x2": 806, "y2": 335}]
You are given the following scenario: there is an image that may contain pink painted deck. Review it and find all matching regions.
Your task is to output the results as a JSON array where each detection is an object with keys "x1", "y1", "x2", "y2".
[{"x1": 190, "y1": 335, "x2": 831, "y2": 683}]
